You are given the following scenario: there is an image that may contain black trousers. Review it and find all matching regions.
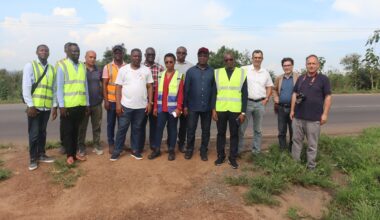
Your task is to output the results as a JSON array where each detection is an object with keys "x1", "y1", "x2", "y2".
[
  {"x1": 177, "y1": 114, "x2": 187, "y2": 147},
  {"x1": 61, "y1": 106, "x2": 85, "y2": 158},
  {"x1": 277, "y1": 105, "x2": 293, "y2": 151},
  {"x1": 28, "y1": 110, "x2": 50, "y2": 160},
  {"x1": 186, "y1": 110, "x2": 211, "y2": 153},
  {"x1": 216, "y1": 111, "x2": 240, "y2": 159}
]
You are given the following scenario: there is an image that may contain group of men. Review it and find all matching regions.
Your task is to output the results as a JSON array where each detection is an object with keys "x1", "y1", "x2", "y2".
[{"x1": 22, "y1": 43, "x2": 331, "y2": 171}]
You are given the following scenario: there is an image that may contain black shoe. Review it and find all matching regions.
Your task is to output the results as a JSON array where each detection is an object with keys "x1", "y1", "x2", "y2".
[
  {"x1": 29, "y1": 159, "x2": 38, "y2": 171},
  {"x1": 148, "y1": 149, "x2": 161, "y2": 160},
  {"x1": 38, "y1": 154, "x2": 55, "y2": 163},
  {"x1": 109, "y1": 144, "x2": 114, "y2": 155},
  {"x1": 168, "y1": 151, "x2": 175, "y2": 161},
  {"x1": 200, "y1": 152, "x2": 208, "y2": 161},
  {"x1": 214, "y1": 157, "x2": 225, "y2": 166},
  {"x1": 184, "y1": 151, "x2": 193, "y2": 160},
  {"x1": 228, "y1": 157, "x2": 239, "y2": 169},
  {"x1": 178, "y1": 144, "x2": 185, "y2": 153}
]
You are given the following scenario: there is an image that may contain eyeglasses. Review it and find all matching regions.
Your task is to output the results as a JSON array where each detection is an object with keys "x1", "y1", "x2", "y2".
[
  {"x1": 224, "y1": 58, "x2": 234, "y2": 62},
  {"x1": 176, "y1": 51, "x2": 186, "y2": 55},
  {"x1": 165, "y1": 61, "x2": 174, "y2": 64},
  {"x1": 282, "y1": 64, "x2": 293, "y2": 67}
]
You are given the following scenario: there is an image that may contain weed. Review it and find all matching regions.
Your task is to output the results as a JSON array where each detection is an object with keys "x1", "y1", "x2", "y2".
[
  {"x1": 0, "y1": 168, "x2": 12, "y2": 180},
  {"x1": 45, "y1": 141, "x2": 62, "y2": 150},
  {"x1": 0, "y1": 143, "x2": 14, "y2": 150},
  {"x1": 50, "y1": 158, "x2": 83, "y2": 188},
  {"x1": 286, "y1": 207, "x2": 301, "y2": 220}
]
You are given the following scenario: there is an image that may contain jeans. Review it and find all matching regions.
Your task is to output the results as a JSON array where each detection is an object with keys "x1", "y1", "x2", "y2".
[
  {"x1": 113, "y1": 106, "x2": 145, "y2": 155},
  {"x1": 186, "y1": 110, "x2": 211, "y2": 154},
  {"x1": 239, "y1": 100, "x2": 265, "y2": 153},
  {"x1": 216, "y1": 111, "x2": 240, "y2": 160},
  {"x1": 141, "y1": 112, "x2": 156, "y2": 151},
  {"x1": 177, "y1": 114, "x2": 187, "y2": 147},
  {"x1": 106, "y1": 102, "x2": 117, "y2": 145},
  {"x1": 292, "y1": 118, "x2": 321, "y2": 169},
  {"x1": 28, "y1": 110, "x2": 50, "y2": 160},
  {"x1": 78, "y1": 103, "x2": 103, "y2": 152},
  {"x1": 61, "y1": 106, "x2": 86, "y2": 158},
  {"x1": 153, "y1": 112, "x2": 178, "y2": 151},
  {"x1": 277, "y1": 105, "x2": 293, "y2": 151}
]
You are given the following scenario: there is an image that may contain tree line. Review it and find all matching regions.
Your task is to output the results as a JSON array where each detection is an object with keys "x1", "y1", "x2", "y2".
[{"x1": 1, "y1": 30, "x2": 379, "y2": 102}]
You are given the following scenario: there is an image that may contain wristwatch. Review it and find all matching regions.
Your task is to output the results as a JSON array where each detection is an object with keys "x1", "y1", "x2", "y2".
[{"x1": 241, "y1": 112, "x2": 246, "y2": 116}]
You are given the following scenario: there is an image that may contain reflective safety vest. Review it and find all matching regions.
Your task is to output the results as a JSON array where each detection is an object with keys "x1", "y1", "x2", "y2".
[
  {"x1": 214, "y1": 67, "x2": 246, "y2": 113},
  {"x1": 58, "y1": 59, "x2": 87, "y2": 107},
  {"x1": 31, "y1": 61, "x2": 55, "y2": 108},
  {"x1": 157, "y1": 70, "x2": 183, "y2": 113},
  {"x1": 106, "y1": 63, "x2": 120, "y2": 102}
]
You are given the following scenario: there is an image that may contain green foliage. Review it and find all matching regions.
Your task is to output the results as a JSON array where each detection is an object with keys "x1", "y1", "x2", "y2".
[
  {"x1": 96, "y1": 43, "x2": 131, "y2": 70},
  {"x1": 0, "y1": 159, "x2": 12, "y2": 181},
  {"x1": 0, "y1": 69, "x2": 23, "y2": 102},
  {"x1": 50, "y1": 158, "x2": 83, "y2": 188},
  {"x1": 45, "y1": 141, "x2": 61, "y2": 150},
  {"x1": 208, "y1": 45, "x2": 251, "y2": 69},
  {"x1": 287, "y1": 207, "x2": 301, "y2": 220}
]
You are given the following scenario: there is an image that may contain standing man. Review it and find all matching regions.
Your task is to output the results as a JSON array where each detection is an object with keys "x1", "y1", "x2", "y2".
[
  {"x1": 110, "y1": 48, "x2": 153, "y2": 161},
  {"x1": 103, "y1": 45, "x2": 126, "y2": 154},
  {"x1": 22, "y1": 44, "x2": 56, "y2": 170},
  {"x1": 142, "y1": 47, "x2": 164, "y2": 151},
  {"x1": 175, "y1": 46, "x2": 193, "y2": 153},
  {"x1": 290, "y1": 55, "x2": 332, "y2": 170},
  {"x1": 273, "y1": 58, "x2": 299, "y2": 152},
  {"x1": 57, "y1": 43, "x2": 90, "y2": 165},
  {"x1": 183, "y1": 47, "x2": 214, "y2": 161},
  {"x1": 239, "y1": 50, "x2": 273, "y2": 154},
  {"x1": 212, "y1": 52, "x2": 248, "y2": 169},
  {"x1": 77, "y1": 50, "x2": 103, "y2": 156}
]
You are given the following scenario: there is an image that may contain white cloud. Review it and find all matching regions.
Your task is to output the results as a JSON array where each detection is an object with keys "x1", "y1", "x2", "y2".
[
  {"x1": 53, "y1": 7, "x2": 77, "y2": 17},
  {"x1": 332, "y1": 0, "x2": 380, "y2": 19}
]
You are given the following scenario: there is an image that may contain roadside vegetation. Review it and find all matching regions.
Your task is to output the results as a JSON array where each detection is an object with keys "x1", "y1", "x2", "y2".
[
  {"x1": 0, "y1": 159, "x2": 12, "y2": 181},
  {"x1": 226, "y1": 127, "x2": 380, "y2": 219},
  {"x1": 49, "y1": 158, "x2": 83, "y2": 188}
]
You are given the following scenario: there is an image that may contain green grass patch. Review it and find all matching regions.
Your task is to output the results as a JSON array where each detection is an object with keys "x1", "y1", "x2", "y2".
[
  {"x1": 0, "y1": 159, "x2": 11, "y2": 181},
  {"x1": 0, "y1": 143, "x2": 14, "y2": 150},
  {"x1": 286, "y1": 207, "x2": 301, "y2": 220},
  {"x1": 45, "y1": 141, "x2": 62, "y2": 150},
  {"x1": 50, "y1": 158, "x2": 83, "y2": 188}
]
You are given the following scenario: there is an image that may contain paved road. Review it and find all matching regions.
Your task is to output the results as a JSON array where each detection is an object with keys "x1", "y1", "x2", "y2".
[{"x1": 0, "y1": 94, "x2": 379, "y2": 145}]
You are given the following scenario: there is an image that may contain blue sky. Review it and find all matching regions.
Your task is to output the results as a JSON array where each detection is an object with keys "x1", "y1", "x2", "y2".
[{"x1": 1, "y1": 0, "x2": 379, "y2": 74}]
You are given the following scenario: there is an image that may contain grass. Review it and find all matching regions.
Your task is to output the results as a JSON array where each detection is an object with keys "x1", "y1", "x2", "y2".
[
  {"x1": 0, "y1": 143, "x2": 14, "y2": 150},
  {"x1": 226, "y1": 127, "x2": 380, "y2": 219},
  {"x1": 0, "y1": 159, "x2": 12, "y2": 181},
  {"x1": 287, "y1": 207, "x2": 301, "y2": 220},
  {"x1": 49, "y1": 158, "x2": 83, "y2": 188},
  {"x1": 45, "y1": 141, "x2": 62, "y2": 150}
]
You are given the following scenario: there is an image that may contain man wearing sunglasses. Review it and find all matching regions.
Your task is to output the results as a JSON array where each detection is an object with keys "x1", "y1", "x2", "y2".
[
  {"x1": 290, "y1": 55, "x2": 331, "y2": 170},
  {"x1": 175, "y1": 46, "x2": 193, "y2": 153},
  {"x1": 212, "y1": 52, "x2": 248, "y2": 169}
]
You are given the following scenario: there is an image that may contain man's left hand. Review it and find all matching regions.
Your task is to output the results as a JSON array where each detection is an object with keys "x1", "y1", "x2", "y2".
[
  {"x1": 85, "y1": 107, "x2": 91, "y2": 116},
  {"x1": 239, "y1": 114, "x2": 245, "y2": 123},
  {"x1": 262, "y1": 98, "x2": 269, "y2": 106},
  {"x1": 146, "y1": 103, "x2": 152, "y2": 115},
  {"x1": 51, "y1": 107, "x2": 57, "y2": 120},
  {"x1": 320, "y1": 114, "x2": 328, "y2": 125}
]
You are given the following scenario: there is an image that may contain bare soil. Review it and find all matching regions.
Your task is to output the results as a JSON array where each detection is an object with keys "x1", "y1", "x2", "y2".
[{"x1": 0, "y1": 138, "x2": 333, "y2": 220}]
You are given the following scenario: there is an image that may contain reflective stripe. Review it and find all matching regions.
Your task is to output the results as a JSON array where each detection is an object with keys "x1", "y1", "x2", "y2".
[
  {"x1": 167, "y1": 102, "x2": 177, "y2": 106},
  {"x1": 168, "y1": 92, "x2": 177, "y2": 96},
  {"x1": 32, "y1": 94, "x2": 53, "y2": 99},
  {"x1": 239, "y1": 68, "x2": 245, "y2": 90},
  {"x1": 65, "y1": 80, "x2": 86, "y2": 84},
  {"x1": 108, "y1": 82, "x2": 116, "y2": 86},
  {"x1": 218, "y1": 86, "x2": 241, "y2": 90},
  {"x1": 157, "y1": 101, "x2": 162, "y2": 104},
  {"x1": 216, "y1": 97, "x2": 241, "y2": 102},
  {"x1": 36, "y1": 85, "x2": 53, "y2": 90},
  {"x1": 215, "y1": 69, "x2": 219, "y2": 90},
  {"x1": 64, "y1": 91, "x2": 86, "y2": 96},
  {"x1": 32, "y1": 61, "x2": 41, "y2": 77},
  {"x1": 108, "y1": 91, "x2": 115, "y2": 95},
  {"x1": 59, "y1": 61, "x2": 69, "y2": 81},
  {"x1": 108, "y1": 64, "x2": 113, "y2": 81}
]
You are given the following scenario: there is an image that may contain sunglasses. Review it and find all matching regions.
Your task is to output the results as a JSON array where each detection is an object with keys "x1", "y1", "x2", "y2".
[
  {"x1": 224, "y1": 58, "x2": 234, "y2": 62},
  {"x1": 165, "y1": 61, "x2": 174, "y2": 64}
]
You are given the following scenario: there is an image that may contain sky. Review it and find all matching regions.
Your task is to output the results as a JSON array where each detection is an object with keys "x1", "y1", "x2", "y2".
[{"x1": 0, "y1": 0, "x2": 379, "y2": 74}]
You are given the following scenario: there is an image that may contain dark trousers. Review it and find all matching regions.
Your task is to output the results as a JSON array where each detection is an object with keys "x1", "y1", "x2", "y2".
[
  {"x1": 153, "y1": 112, "x2": 178, "y2": 151},
  {"x1": 141, "y1": 112, "x2": 157, "y2": 151},
  {"x1": 106, "y1": 102, "x2": 117, "y2": 145},
  {"x1": 216, "y1": 111, "x2": 240, "y2": 160},
  {"x1": 114, "y1": 107, "x2": 146, "y2": 155},
  {"x1": 28, "y1": 110, "x2": 50, "y2": 160},
  {"x1": 177, "y1": 114, "x2": 187, "y2": 147},
  {"x1": 61, "y1": 106, "x2": 85, "y2": 158},
  {"x1": 277, "y1": 106, "x2": 293, "y2": 151},
  {"x1": 186, "y1": 110, "x2": 211, "y2": 154}
]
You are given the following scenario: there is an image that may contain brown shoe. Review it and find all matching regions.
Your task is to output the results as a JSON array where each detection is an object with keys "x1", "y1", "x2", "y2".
[{"x1": 109, "y1": 144, "x2": 114, "y2": 154}]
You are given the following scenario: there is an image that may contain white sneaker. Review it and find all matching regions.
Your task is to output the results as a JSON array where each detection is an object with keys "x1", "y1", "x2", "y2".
[{"x1": 92, "y1": 148, "x2": 104, "y2": 155}]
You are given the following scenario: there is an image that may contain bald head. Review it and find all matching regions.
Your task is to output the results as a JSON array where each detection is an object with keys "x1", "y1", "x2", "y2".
[{"x1": 85, "y1": 50, "x2": 97, "y2": 68}]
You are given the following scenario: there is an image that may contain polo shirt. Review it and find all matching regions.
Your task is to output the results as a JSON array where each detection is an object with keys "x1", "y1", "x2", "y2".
[{"x1": 243, "y1": 65, "x2": 274, "y2": 100}]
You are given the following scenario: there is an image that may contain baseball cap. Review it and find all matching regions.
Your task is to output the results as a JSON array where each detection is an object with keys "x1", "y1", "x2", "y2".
[
  {"x1": 112, "y1": 45, "x2": 125, "y2": 53},
  {"x1": 197, "y1": 47, "x2": 209, "y2": 55}
]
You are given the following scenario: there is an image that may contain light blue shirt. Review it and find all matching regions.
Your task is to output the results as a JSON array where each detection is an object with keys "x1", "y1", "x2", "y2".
[
  {"x1": 56, "y1": 58, "x2": 89, "y2": 107},
  {"x1": 22, "y1": 60, "x2": 57, "y2": 111}
]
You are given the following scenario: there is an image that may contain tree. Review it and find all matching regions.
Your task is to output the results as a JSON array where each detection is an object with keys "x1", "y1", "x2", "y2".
[
  {"x1": 364, "y1": 30, "x2": 380, "y2": 90},
  {"x1": 340, "y1": 53, "x2": 362, "y2": 90},
  {"x1": 97, "y1": 43, "x2": 131, "y2": 69},
  {"x1": 318, "y1": 56, "x2": 326, "y2": 73},
  {"x1": 208, "y1": 46, "x2": 251, "y2": 69}
]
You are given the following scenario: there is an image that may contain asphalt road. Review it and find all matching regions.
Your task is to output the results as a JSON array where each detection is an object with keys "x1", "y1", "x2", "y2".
[{"x1": 1, "y1": 94, "x2": 379, "y2": 145}]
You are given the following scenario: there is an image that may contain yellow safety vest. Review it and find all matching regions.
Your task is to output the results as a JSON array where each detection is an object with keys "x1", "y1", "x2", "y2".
[
  {"x1": 31, "y1": 61, "x2": 55, "y2": 108},
  {"x1": 157, "y1": 70, "x2": 183, "y2": 112},
  {"x1": 58, "y1": 59, "x2": 87, "y2": 107},
  {"x1": 215, "y1": 67, "x2": 246, "y2": 113}
]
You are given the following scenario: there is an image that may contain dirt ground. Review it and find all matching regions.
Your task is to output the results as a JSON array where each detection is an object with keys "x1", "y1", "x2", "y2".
[{"x1": 0, "y1": 138, "x2": 333, "y2": 220}]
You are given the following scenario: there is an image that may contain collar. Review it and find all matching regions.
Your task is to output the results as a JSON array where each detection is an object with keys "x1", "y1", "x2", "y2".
[
  {"x1": 144, "y1": 61, "x2": 160, "y2": 68},
  {"x1": 196, "y1": 64, "x2": 209, "y2": 70},
  {"x1": 283, "y1": 73, "x2": 293, "y2": 79},
  {"x1": 112, "y1": 60, "x2": 126, "y2": 67}
]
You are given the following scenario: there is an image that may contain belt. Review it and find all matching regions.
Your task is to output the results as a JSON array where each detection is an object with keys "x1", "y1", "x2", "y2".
[
  {"x1": 279, "y1": 103, "x2": 291, "y2": 107},
  {"x1": 248, "y1": 97, "x2": 265, "y2": 102}
]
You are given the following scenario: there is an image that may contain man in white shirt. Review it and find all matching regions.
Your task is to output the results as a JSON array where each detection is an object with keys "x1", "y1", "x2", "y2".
[
  {"x1": 110, "y1": 48, "x2": 153, "y2": 161},
  {"x1": 239, "y1": 50, "x2": 273, "y2": 154}
]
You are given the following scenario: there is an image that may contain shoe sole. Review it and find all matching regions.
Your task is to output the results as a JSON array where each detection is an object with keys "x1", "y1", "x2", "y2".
[
  {"x1": 131, "y1": 154, "x2": 143, "y2": 160},
  {"x1": 228, "y1": 161, "x2": 238, "y2": 169},
  {"x1": 110, "y1": 158, "x2": 118, "y2": 161},
  {"x1": 38, "y1": 160, "x2": 54, "y2": 163},
  {"x1": 28, "y1": 166, "x2": 38, "y2": 171}
]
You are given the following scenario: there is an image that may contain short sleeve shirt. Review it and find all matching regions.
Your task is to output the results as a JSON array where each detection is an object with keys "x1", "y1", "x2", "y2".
[
  {"x1": 115, "y1": 64, "x2": 153, "y2": 109},
  {"x1": 293, "y1": 73, "x2": 331, "y2": 121},
  {"x1": 244, "y1": 65, "x2": 274, "y2": 99}
]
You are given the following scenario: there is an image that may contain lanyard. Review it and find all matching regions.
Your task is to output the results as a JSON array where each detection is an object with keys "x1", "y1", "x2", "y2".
[{"x1": 298, "y1": 73, "x2": 318, "y2": 91}]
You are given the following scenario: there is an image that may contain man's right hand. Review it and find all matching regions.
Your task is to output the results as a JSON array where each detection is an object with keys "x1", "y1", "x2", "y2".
[
  {"x1": 104, "y1": 100, "x2": 110, "y2": 110},
  {"x1": 116, "y1": 104, "x2": 123, "y2": 117},
  {"x1": 183, "y1": 107, "x2": 188, "y2": 117},
  {"x1": 27, "y1": 107, "x2": 38, "y2": 118},
  {"x1": 153, "y1": 109, "x2": 158, "y2": 117},
  {"x1": 290, "y1": 111, "x2": 294, "y2": 120},
  {"x1": 212, "y1": 109, "x2": 218, "y2": 121},
  {"x1": 60, "y1": 107, "x2": 67, "y2": 118}
]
